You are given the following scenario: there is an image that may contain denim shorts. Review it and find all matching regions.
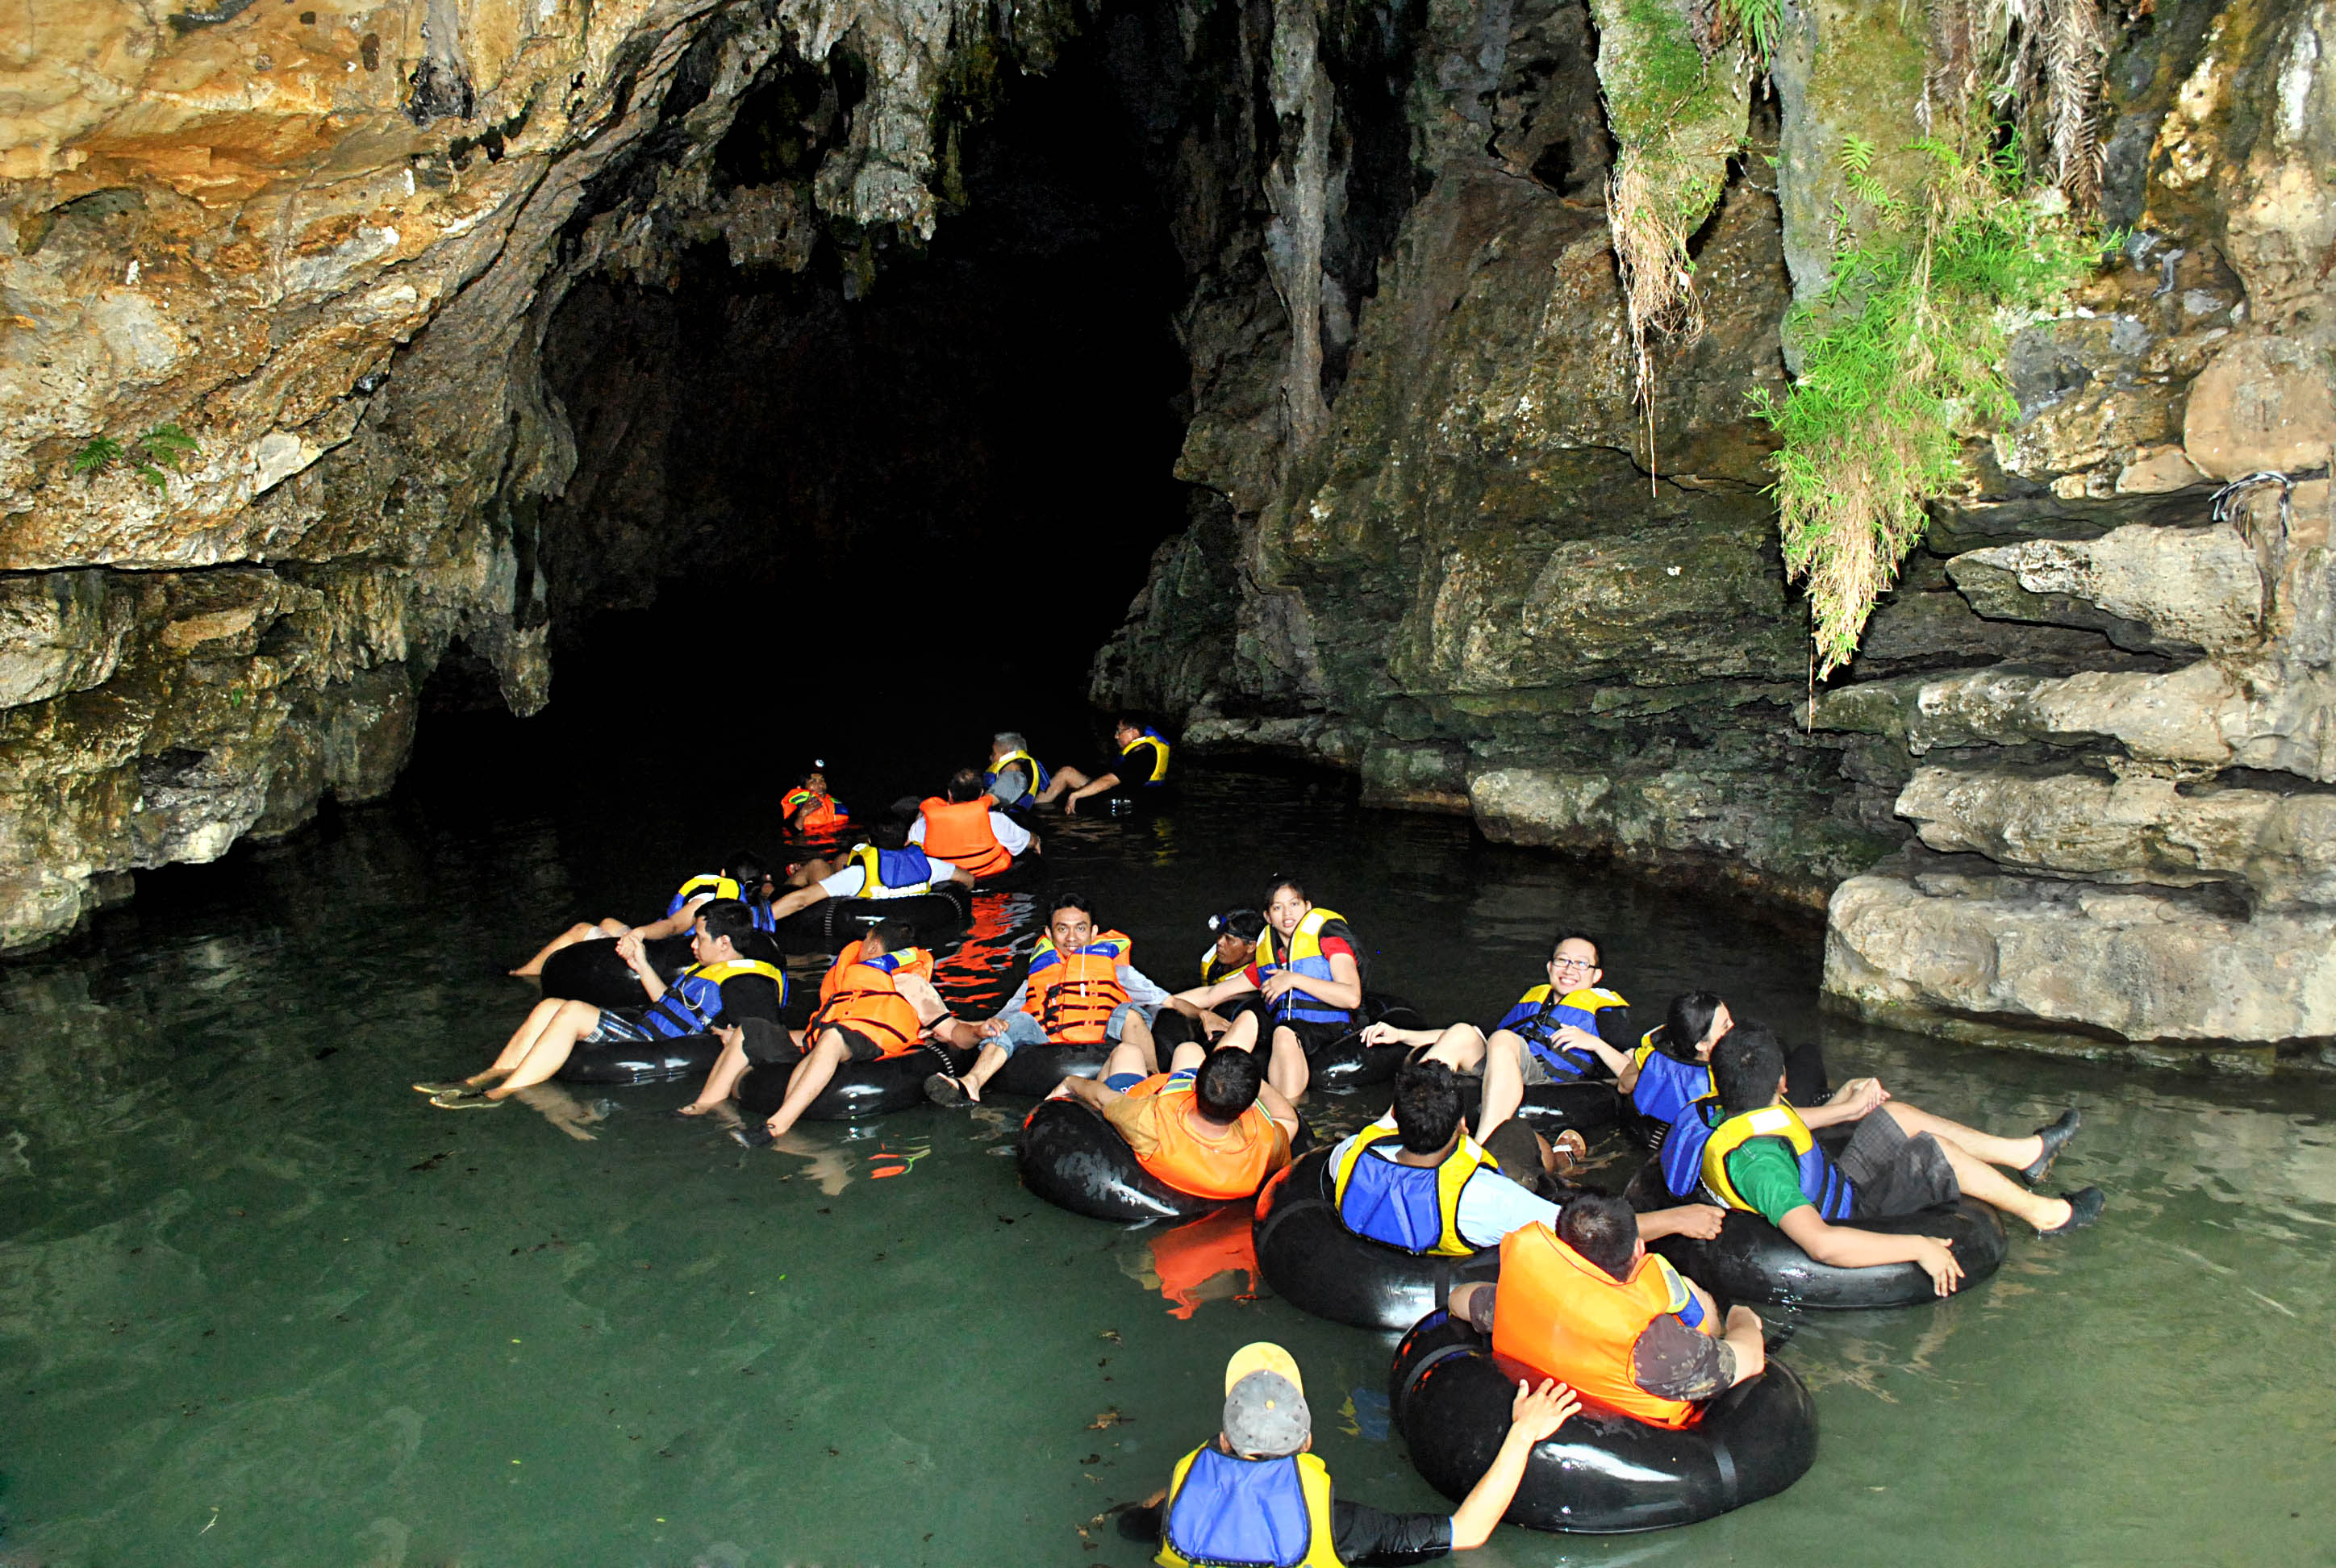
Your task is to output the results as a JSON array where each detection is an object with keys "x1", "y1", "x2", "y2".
[{"x1": 997, "y1": 1002, "x2": 1149, "y2": 1053}]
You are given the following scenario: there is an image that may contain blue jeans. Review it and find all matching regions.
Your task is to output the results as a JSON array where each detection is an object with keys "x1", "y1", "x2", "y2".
[{"x1": 995, "y1": 1002, "x2": 1149, "y2": 1054}]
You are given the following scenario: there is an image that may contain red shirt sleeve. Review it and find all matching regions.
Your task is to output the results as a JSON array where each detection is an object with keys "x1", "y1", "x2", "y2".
[
  {"x1": 1317, "y1": 935, "x2": 1356, "y2": 962},
  {"x1": 1243, "y1": 961, "x2": 1264, "y2": 986}
]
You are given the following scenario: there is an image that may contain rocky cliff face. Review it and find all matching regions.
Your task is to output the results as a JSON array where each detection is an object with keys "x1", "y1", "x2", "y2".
[
  {"x1": 1096, "y1": 0, "x2": 2336, "y2": 1061},
  {"x1": 0, "y1": 0, "x2": 1075, "y2": 950}
]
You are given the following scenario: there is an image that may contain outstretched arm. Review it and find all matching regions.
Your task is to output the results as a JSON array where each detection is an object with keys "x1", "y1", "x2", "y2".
[
  {"x1": 1637, "y1": 1203, "x2": 1726, "y2": 1241},
  {"x1": 1779, "y1": 1206, "x2": 1963, "y2": 1296},
  {"x1": 1065, "y1": 771, "x2": 1123, "y2": 809},
  {"x1": 1448, "y1": 1380, "x2": 1581, "y2": 1549}
]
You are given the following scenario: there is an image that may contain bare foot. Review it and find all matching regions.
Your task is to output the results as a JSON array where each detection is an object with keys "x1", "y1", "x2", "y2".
[{"x1": 510, "y1": 964, "x2": 542, "y2": 978}]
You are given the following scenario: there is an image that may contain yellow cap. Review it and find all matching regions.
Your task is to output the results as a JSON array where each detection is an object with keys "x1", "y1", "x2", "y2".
[{"x1": 1223, "y1": 1342, "x2": 1304, "y2": 1398}]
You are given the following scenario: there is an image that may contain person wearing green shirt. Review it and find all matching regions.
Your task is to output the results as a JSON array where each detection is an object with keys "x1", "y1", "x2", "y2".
[{"x1": 1700, "y1": 1024, "x2": 2104, "y2": 1297}]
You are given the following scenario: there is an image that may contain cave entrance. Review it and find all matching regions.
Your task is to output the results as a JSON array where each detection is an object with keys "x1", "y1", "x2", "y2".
[{"x1": 524, "y1": 19, "x2": 1199, "y2": 776}]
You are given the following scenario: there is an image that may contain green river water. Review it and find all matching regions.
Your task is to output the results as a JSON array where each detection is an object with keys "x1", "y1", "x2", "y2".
[{"x1": 2, "y1": 730, "x2": 2331, "y2": 1566}]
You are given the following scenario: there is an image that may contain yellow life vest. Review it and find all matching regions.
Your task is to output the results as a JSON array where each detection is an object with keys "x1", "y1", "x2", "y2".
[
  {"x1": 992, "y1": 748, "x2": 1045, "y2": 790},
  {"x1": 1122, "y1": 730, "x2": 1173, "y2": 783},
  {"x1": 1698, "y1": 1101, "x2": 1853, "y2": 1220},
  {"x1": 845, "y1": 844, "x2": 933, "y2": 899},
  {"x1": 1157, "y1": 1445, "x2": 1341, "y2": 1568},
  {"x1": 1254, "y1": 907, "x2": 1354, "y2": 1026},
  {"x1": 1329, "y1": 1122, "x2": 1500, "y2": 1257},
  {"x1": 669, "y1": 874, "x2": 741, "y2": 914}
]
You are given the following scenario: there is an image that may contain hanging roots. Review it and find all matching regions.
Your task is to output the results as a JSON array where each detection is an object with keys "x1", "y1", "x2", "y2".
[{"x1": 1610, "y1": 149, "x2": 1712, "y2": 403}]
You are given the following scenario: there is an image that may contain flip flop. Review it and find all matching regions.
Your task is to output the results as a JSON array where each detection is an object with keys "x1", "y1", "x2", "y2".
[
  {"x1": 412, "y1": 1079, "x2": 476, "y2": 1095},
  {"x1": 924, "y1": 1073, "x2": 968, "y2": 1107},
  {"x1": 431, "y1": 1090, "x2": 506, "y2": 1110},
  {"x1": 732, "y1": 1123, "x2": 777, "y2": 1149}
]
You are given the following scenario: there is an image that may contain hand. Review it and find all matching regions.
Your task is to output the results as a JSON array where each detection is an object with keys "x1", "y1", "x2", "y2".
[
  {"x1": 978, "y1": 1016, "x2": 1011, "y2": 1039},
  {"x1": 714, "y1": 1024, "x2": 742, "y2": 1051},
  {"x1": 615, "y1": 932, "x2": 644, "y2": 970},
  {"x1": 1360, "y1": 1021, "x2": 1400, "y2": 1045},
  {"x1": 1551, "y1": 1024, "x2": 1603, "y2": 1051},
  {"x1": 1550, "y1": 1129, "x2": 1588, "y2": 1169},
  {"x1": 1914, "y1": 1237, "x2": 1964, "y2": 1297},
  {"x1": 1671, "y1": 1203, "x2": 1726, "y2": 1240},
  {"x1": 1260, "y1": 970, "x2": 1302, "y2": 1000},
  {"x1": 1507, "y1": 1378, "x2": 1580, "y2": 1444},
  {"x1": 1200, "y1": 1013, "x2": 1229, "y2": 1040},
  {"x1": 1724, "y1": 1303, "x2": 1763, "y2": 1338}
]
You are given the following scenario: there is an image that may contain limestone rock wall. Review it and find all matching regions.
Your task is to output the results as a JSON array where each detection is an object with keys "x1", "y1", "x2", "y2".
[
  {"x1": 0, "y1": 0, "x2": 1063, "y2": 951},
  {"x1": 1096, "y1": 0, "x2": 2336, "y2": 1057}
]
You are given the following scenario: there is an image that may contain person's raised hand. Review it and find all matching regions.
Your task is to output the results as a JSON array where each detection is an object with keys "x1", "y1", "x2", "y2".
[
  {"x1": 615, "y1": 932, "x2": 644, "y2": 970},
  {"x1": 1508, "y1": 1378, "x2": 1580, "y2": 1443},
  {"x1": 1915, "y1": 1237, "x2": 1964, "y2": 1297}
]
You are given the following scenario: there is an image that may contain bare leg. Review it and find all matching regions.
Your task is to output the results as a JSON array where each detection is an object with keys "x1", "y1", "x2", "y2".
[
  {"x1": 1095, "y1": 1036, "x2": 1153, "y2": 1082},
  {"x1": 486, "y1": 999, "x2": 604, "y2": 1096},
  {"x1": 1033, "y1": 765, "x2": 1093, "y2": 804},
  {"x1": 1215, "y1": 1009, "x2": 1262, "y2": 1056},
  {"x1": 1876, "y1": 1102, "x2": 2045, "y2": 1171},
  {"x1": 1116, "y1": 1011, "x2": 1159, "y2": 1076},
  {"x1": 1925, "y1": 1137, "x2": 2073, "y2": 1232},
  {"x1": 451, "y1": 996, "x2": 577, "y2": 1087},
  {"x1": 957, "y1": 1041, "x2": 1010, "y2": 1099},
  {"x1": 765, "y1": 1029, "x2": 854, "y2": 1138},
  {"x1": 1420, "y1": 1022, "x2": 1487, "y2": 1074},
  {"x1": 511, "y1": 920, "x2": 625, "y2": 977},
  {"x1": 1267, "y1": 1024, "x2": 1310, "y2": 1101},
  {"x1": 680, "y1": 1036, "x2": 754, "y2": 1114},
  {"x1": 1474, "y1": 1029, "x2": 1529, "y2": 1141},
  {"x1": 1166, "y1": 1038, "x2": 1208, "y2": 1074}
]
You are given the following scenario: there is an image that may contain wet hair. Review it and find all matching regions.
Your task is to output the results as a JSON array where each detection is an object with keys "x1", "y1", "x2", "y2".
[
  {"x1": 1710, "y1": 1020, "x2": 1787, "y2": 1116},
  {"x1": 1661, "y1": 991, "x2": 1726, "y2": 1061},
  {"x1": 994, "y1": 732, "x2": 1028, "y2": 751},
  {"x1": 1116, "y1": 715, "x2": 1152, "y2": 736},
  {"x1": 696, "y1": 899, "x2": 757, "y2": 949},
  {"x1": 726, "y1": 850, "x2": 770, "y2": 889},
  {"x1": 887, "y1": 795, "x2": 923, "y2": 824},
  {"x1": 872, "y1": 819, "x2": 911, "y2": 851},
  {"x1": 866, "y1": 920, "x2": 916, "y2": 954},
  {"x1": 1550, "y1": 929, "x2": 1603, "y2": 968},
  {"x1": 946, "y1": 768, "x2": 987, "y2": 804},
  {"x1": 1048, "y1": 890, "x2": 1098, "y2": 925},
  {"x1": 1267, "y1": 877, "x2": 1309, "y2": 905},
  {"x1": 1558, "y1": 1191, "x2": 1640, "y2": 1279},
  {"x1": 1209, "y1": 909, "x2": 1267, "y2": 942},
  {"x1": 1391, "y1": 1060, "x2": 1465, "y2": 1154},
  {"x1": 795, "y1": 761, "x2": 828, "y2": 787},
  {"x1": 1195, "y1": 1046, "x2": 1265, "y2": 1121}
]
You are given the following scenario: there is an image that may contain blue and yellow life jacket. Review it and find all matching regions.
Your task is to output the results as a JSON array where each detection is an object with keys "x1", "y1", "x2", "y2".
[
  {"x1": 665, "y1": 874, "x2": 740, "y2": 918},
  {"x1": 1633, "y1": 1028, "x2": 1718, "y2": 1199},
  {"x1": 1157, "y1": 1445, "x2": 1341, "y2": 1568},
  {"x1": 1329, "y1": 1122, "x2": 1500, "y2": 1257},
  {"x1": 1254, "y1": 907, "x2": 1355, "y2": 1027},
  {"x1": 642, "y1": 958, "x2": 787, "y2": 1039},
  {"x1": 846, "y1": 844, "x2": 934, "y2": 899},
  {"x1": 1121, "y1": 729, "x2": 1172, "y2": 785},
  {"x1": 1498, "y1": 984, "x2": 1628, "y2": 1080},
  {"x1": 1699, "y1": 1102, "x2": 1854, "y2": 1222},
  {"x1": 985, "y1": 748, "x2": 1050, "y2": 797}
]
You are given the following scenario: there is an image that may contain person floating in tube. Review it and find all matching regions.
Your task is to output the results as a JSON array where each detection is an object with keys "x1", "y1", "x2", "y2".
[
  {"x1": 1633, "y1": 992, "x2": 1857, "y2": 1202},
  {"x1": 1358, "y1": 929, "x2": 1627, "y2": 1140},
  {"x1": 982, "y1": 732, "x2": 1049, "y2": 815},
  {"x1": 1118, "y1": 1342, "x2": 1581, "y2": 1565},
  {"x1": 763, "y1": 814, "x2": 974, "y2": 924},
  {"x1": 1446, "y1": 1192, "x2": 1769, "y2": 1430},
  {"x1": 507, "y1": 851, "x2": 773, "y2": 977},
  {"x1": 924, "y1": 892, "x2": 1172, "y2": 1105},
  {"x1": 1168, "y1": 879, "x2": 1362, "y2": 1101},
  {"x1": 781, "y1": 764, "x2": 849, "y2": 835},
  {"x1": 732, "y1": 920, "x2": 984, "y2": 1145},
  {"x1": 1692, "y1": 1023, "x2": 2102, "y2": 1295},
  {"x1": 419, "y1": 900, "x2": 784, "y2": 1108},
  {"x1": 910, "y1": 769, "x2": 1037, "y2": 879},
  {"x1": 1030, "y1": 716, "x2": 1171, "y2": 814},
  {"x1": 1329, "y1": 1059, "x2": 1726, "y2": 1254},
  {"x1": 1153, "y1": 908, "x2": 1266, "y2": 1053},
  {"x1": 1049, "y1": 1035, "x2": 1298, "y2": 1203}
]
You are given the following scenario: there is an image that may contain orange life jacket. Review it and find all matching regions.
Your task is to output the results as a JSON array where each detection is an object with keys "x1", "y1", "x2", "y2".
[
  {"x1": 1123, "y1": 1074, "x2": 1290, "y2": 1200},
  {"x1": 1491, "y1": 1222, "x2": 1714, "y2": 1429},
  {"x1": 1022, "y1": 931, "x2": 1133, "y2": 1045},
  {"x1": 783, "y1": 788, "x2": 848, "y2": 833},
  {"x1": 917, "y1": 796, "x2": 1012, "y2": 878},
  {"x1": 818, "y1": 938, "x2": 932, "y2": 1003},
  {"x1": 811, "y1": 952, "x2": 925, "y2": 1057}
]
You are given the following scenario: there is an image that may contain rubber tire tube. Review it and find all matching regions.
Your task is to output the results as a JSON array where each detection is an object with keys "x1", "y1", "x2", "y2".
[
  {"x1": 1635, "y1": 1154, "x2": 2009, "y2": 1309},
  {"x1": 1457, "y1": 1078, "x2": 1623, "y2": 1137},
  {"x1": 1252, "y1": 1147, "x2": 1499, "y2": 1331},
  {"x1": 557, "y1": 1030, "x2": 723, "y2": 1086},
  {"x1": 991, "y1": 1041, "x2": 1111, "y2": 1098},
  {"x1": 1016, "y1": 1099, "x2": 1314, "y2": 1224},
  {"x1": 1390, "y1": 1309, "x2": 1818, "y2": 1533},
  {"x1": 537, "y1": 933, "x2": 695, "y2": 1010},
  {"x1": 770, "y1": 883, "x2": 972, "y2": 951},
  {"x1": 736, "y1": 1038, "x2": 978, "y2": 1124}
]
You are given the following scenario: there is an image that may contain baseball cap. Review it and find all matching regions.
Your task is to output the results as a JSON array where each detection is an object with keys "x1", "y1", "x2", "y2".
[{"x1": 1222, "y1": 1343, "x2": 1309, "y2": 1457}]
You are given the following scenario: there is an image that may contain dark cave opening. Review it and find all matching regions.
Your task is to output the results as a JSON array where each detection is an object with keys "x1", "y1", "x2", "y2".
[{"x1": 494, "y1": 19, "x2": 1206, "y2": 777}]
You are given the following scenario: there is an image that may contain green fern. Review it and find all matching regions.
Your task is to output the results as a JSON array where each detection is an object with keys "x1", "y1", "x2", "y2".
[
  {"x1": 66, "y1": 423, "x2": 199, "y2": 487},
  {"x1": 1753, "y1": 138, "x2": 2103, "y2": 674},
  {"x1": 69, "y1": 436, "x2": 123, "y2": 477}
]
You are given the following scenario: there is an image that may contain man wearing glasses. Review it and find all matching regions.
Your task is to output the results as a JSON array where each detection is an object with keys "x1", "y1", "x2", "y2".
[{"x1": 1361, "y1": 932, "x2": 1629, "y2": 1140}]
